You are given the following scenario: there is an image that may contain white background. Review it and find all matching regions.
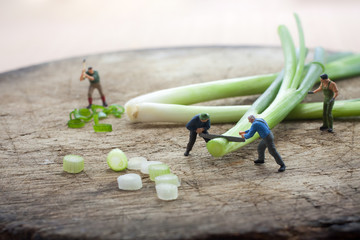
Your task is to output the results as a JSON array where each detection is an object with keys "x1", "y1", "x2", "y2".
[{"x1": 0, "y1": 0, "x2": 359, "y2": 73}]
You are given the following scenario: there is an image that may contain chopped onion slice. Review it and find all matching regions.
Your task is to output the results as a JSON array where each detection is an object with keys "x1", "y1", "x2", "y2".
[
  {"x1": 63, "y1": 155, "x2": 84, "y2": 173},
  {"x1": 107, "y1": 149, "x2": 128, "y2": 171},
  {"x1": 117, "y1": 173, "x2": 142, "y2": 190},
  {"x1": 149, "y1": 164, "x2": 170, "y2": 181},
  {"x1": 155, "y1": 173, "x2": 181, "y2": 187},
  {"x1": 140, "y1": 161, "x2": 162, "y2": 174},
  {"x1": 127, "y1": 157, "x2": 148, "y2": 170},
  {"x1": 155, "y1": 183, "x2": 178, "y2": 200}
]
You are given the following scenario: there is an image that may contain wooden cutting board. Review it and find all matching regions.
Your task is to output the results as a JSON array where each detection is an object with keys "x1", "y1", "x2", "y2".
[{"x1": 1, "y1": 47, "x2": 359, "y2": 240}]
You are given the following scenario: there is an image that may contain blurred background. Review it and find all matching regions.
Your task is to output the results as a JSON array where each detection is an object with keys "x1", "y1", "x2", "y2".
[{"x1": 0, "y1": 0, "x2": 359, "y2": 73}]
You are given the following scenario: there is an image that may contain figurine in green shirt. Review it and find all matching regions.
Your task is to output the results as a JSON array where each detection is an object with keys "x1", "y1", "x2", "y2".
[
  {"x1": 80, "y1": 67, "x2": 108, "y2": 109},
  {"x1": 308, "y1": 73, "x2": 339, "y2": 133}
]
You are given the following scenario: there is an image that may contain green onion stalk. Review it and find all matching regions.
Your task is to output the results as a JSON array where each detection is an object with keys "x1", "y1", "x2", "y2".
[
  {"x1": 124, "y1": 52, "x2": 360, "y2": 123},
  {"x1": 125, "y1": 74, "x2": 277, "y2": 121},
  {"x1": 206, "y1": 14, "x2": 325, "y2": 157},
  {"x1": 125, "y1": 99, "x2": 360, "y2": 124}
]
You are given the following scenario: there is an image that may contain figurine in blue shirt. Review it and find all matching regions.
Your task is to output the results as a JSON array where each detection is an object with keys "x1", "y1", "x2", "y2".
[
  {"x1": 184, "y1": 113, "x2": 211, "y2": 156},
  {"x1": 239, "y1": 115, "x2": 286, "y2": 172}
]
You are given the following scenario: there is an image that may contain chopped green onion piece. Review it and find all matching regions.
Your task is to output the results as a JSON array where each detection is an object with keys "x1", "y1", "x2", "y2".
[
  {"x1": 149, "y1": 164, "x2": 171, "y2": 181},
  {"x1": 79, "y1": 108, "x2": 92, "y2": 117},
  {"x1": 107, "y1": 149, "x2": 128, "y2": 171},
  {"x1": 93, "y1": 124, "x2": 112, "y2": 132},
  {"x1": 127, "y1": 157, "x2": 148, "y2": 170},
  {"x1": 97, "y1": 111, "x2": 107, "y2": 119},
  {"x1": 91, "y1": 104, "x2": 105, "y2": 112},
  {"x1": 140, "y1": 161, "x2": 162, "y2": 174},
  {"x1": 70, "y1": 109, "x2": 93, "y2": 122},
  {"x1": 104, "y1": 104, "x2": 125, "y2": 118},
  {"x1": 67, "y1": 119, "x2": 85, "y2": 128},
  {"x1": 155, "y1": 173, "x2": 181, "y2": 187},
  {"x1": 93, "y1": 114, "x2": 112, "y2": 132},
  {"x1": 117, "y1": 173, "x2": 142, "y2": 190},
  {"x1": 63, "y1": 155, "x2": 84, "y2": 173},
  {"x1": 155, "y1": 183, "x2": 178, "y2": 201}
]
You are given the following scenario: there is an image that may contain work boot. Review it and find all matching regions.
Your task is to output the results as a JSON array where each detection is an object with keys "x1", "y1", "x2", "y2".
[
  {"x1": 184, "y1": 150, "x2": 190, "y2": 156},
  {"x1": 254, "y1": 159, "x2": 265, "y2": 164},
  {"x1": 278, "y1": 165, "x2": 286, "y2": 172},
  {"x1": 320, "y1": 126, "x2": 328, "y2": 131},
  {"x1": 327, "y1": 128, "x2": 334, "y2": 133},
  {"x1": 86, "y1": 104, "x2": 92, "y2": 109}
]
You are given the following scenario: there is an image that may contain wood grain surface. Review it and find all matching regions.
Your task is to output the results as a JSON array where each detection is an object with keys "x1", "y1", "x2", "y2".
[{"x1": 0, "y1": 47, "x2": 359, "y2": 240}]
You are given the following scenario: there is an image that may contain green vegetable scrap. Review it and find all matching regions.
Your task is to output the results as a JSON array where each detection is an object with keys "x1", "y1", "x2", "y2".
[
  {"x1": 93, "y1": 113, "x2": 112, "y2": 132},
  {"x1": 63, "y1": 155, "x2": 84, "y2": 173},
  {"x1": 67, "y1": 104, "x2": 124, "y2": 132},
  {"x1": 149, "y1": 163, "x2": 171, "y2": 181},
  {"x1": 107, "y1": 148, "x2": 128, "y2": 171}
]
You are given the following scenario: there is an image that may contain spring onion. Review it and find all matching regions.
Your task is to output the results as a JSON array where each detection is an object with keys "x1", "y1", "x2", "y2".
[
  {"x1": 149, "y1": 164, "x2": 171, "y2": 181},
  {"x1": 117, "y1": 173, "x2": 142, "y2": 190},
  {"x1": 140, "y1": 161, "x2": 162, "y2": 174},
  {"x1": 155, "y1": 173, "x2": 181, "y2": 187},
  {"x1": 63, "y1": 155, "x2": 84, "y2": 173},
  {"x1": 107, "y1": 149, "x2": 128, "y2": 171},
  {"x1": 104, "y1": 104, "x2": 125, "y2": 118},
  {"x1": 207, "y1": 14, "x2": 325, "y2": 157},
  {"x1": 93, "y1": 114, "x2": 112, "y2": 132},
  {"x1": 124, "y1": 52, "x2": 360, "y2": 123},
  {"x1": 67, "y1": 104, "x2": 124, "y2": 130},
  {"x1": 155, "y1": 183, "x2": 178, "y2": 201},
  {"x1": 127, "y1": 157, "x2": 148, "y2": 170},
  {"x1": 67, "y1": 118, "x2": 86, "y2": 128},
  {"x1": 125, "y1": 74, "x2": 277, "y2": 121}
]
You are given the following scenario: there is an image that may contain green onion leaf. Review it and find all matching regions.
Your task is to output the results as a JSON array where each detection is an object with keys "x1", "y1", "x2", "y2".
[
  {"x1": 93, "y1": 114, "x2": 112, "y2": 132},
  {"x1": 67, "y1": 119, "x2": 86, "y2": 128}
]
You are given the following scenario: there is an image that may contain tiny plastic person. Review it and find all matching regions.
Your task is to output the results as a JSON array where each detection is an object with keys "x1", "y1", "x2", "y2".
[
  {"x1": 80, "y1": 67, "x2": 108, "y2": 109},
  {"x1": 308, "y1": 73, "x2": 338, "y2": 133},
  {"x1": 184, "y1": 113, "x2": 211, "y2": 156},
  {"x1": 239, "y1": 115, "x2": 286, "y2": 172}
]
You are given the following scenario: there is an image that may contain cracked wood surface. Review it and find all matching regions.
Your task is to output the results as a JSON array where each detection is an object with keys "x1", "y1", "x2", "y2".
[{"x1": 0, "y1": 47, "x2": 359, "y2": 240}]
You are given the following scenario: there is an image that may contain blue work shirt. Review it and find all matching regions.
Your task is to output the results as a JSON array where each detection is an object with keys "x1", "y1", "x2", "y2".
[
  {"x1": 244, "y1": 118, "x2": 271, "y2": 139},
  {"x1": 186, "y1": 114, "x2": 210, "y2": 132}
]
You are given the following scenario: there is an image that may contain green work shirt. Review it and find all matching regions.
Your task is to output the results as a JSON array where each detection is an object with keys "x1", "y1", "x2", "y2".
[
  {"x1": 86, "y1": 70, "x2": 100, "y2": 84},
  {"x1": 322, "y1": 80, "x2": 334, "y2": 101}
]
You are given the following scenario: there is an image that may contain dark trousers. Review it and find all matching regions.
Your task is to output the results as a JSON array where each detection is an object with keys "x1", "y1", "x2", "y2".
[
  {"x1": 323, "y1": 100, "x2": 334, "y2": 129},
  {"x1": 257, "y1": 132, "x2": 284, "y2": 166},
  {"x1": 186, "y1": 130, "x2": 210, "y2": 152}
]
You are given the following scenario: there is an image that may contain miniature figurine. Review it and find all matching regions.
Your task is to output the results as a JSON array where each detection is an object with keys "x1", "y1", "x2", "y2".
[
  {"x1": 308, "y1": 73, "x2": 338, "y2": 133},
  {"x1": 239, "y1": 115, "x2": 286, "y2": 172},
  {"x1": 80, "y1": 64, "x2": 108, "y2": 109},
  {"x1": 184, "y1": 113, "x2": 211, "y2": 156}
]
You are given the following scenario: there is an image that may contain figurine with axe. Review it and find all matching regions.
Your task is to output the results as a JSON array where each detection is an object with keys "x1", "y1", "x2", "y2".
[{"x1": 80, "y1": 59, "x2": 108, "y2": 109}]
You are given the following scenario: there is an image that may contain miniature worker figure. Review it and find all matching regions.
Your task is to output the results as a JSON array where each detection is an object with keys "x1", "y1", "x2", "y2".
[
  {"x1": 308, "y1": 73, "x2": 338, "y2": 133},
  {"x1": 80, "y1": 67, "x2": 108, "y2": 109},
  {"x1": 239, "y1": 115, "x2": 286, "y2": 172},
  {"x1": 184, "y1": 113, "x2": 211, "y2": 156}
]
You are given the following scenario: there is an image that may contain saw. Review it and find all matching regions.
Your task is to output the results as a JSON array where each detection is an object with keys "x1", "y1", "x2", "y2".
[{"x1": 199, "y1": 133, "x2": 245, "y2": 142}]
